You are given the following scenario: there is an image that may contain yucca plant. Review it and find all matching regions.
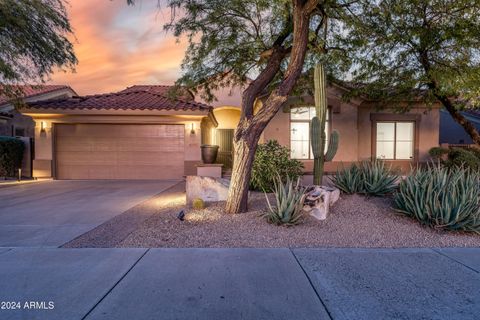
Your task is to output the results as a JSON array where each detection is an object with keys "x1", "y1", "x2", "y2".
[
  {"x1": 360, "y1": 160, "x2": 398, "y2": 196},
  {"x1": 394, "y1": 163, "x2": 480, "y2": 233},
  {"x1": 331, "y1": 163, "x2": 362, "y2": 194},
  {"x1": 263, "y1": 175, "x2": 306, "y2": 226}
]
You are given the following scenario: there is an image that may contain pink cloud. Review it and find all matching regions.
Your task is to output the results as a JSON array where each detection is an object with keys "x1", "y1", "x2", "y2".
[{"x1": 49, "y1": 0, "x2": 187, "y2": 95}]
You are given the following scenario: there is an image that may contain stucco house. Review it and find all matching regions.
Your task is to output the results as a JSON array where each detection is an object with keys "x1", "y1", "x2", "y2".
[
  {"x1": 20, "y1": 84, "x2": 440, "y2": 180},
  {"x1": 0, "y1": 85, "x2": 77, "y2": 137}
]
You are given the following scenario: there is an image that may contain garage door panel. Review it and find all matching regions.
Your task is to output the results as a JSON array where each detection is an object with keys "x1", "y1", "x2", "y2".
[{"x1": 55, "y1": 124, "x2": 185, "y2": 180}]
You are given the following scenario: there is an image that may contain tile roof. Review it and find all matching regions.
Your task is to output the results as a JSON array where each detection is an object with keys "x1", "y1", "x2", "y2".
[
  {"x1": 26, "y1": 89, "x2": 212, "y2": 112},
  {"x1": 0, "y1": 85, "x2": 73, "y2": 105},
  {"x1": 120, "y1": 85, "x2": 194, "y2": 100}
]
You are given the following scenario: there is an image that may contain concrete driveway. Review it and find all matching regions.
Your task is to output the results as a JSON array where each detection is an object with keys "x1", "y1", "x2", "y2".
[{"x1": 0, "y1": 180, "x2": 180, "y2": 247}]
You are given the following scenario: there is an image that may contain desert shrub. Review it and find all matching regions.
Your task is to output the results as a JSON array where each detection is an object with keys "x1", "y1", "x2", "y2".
[
  {"x1": 0, "y1": 136, "x2": 24, "y2": 178},
  {"x1": 263, "y1": 175, "x2": 305, "y2": 226},
  {"x1": 331, "y1": 164, "x2": 362, "y2": 194},
  {"x1": 250, "y1": 140, "x2": 304, "y2": 192},
  {"x1": 429, "y1": 146, "x2": 480, "y2": 171},
  {"x1": 429, "y1": 146, "x2": 449, "y2": 160},
  {"x1": 360, "y1": 160, "x2": 398, "y2": 196},
  {"x1": 331, "y1": 160, "x2": 398, "y2": 196},
  {"x1": 394, "y1": 163, "x2": 480, "y2": 233}
]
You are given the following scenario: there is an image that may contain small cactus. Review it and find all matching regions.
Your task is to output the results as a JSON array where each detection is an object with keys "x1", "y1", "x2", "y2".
[
  {"x1": 192, "y1": 198, "x2": 205, "y2": 210},
  {"x1": 311, "y1": 63, "x2": 339, "y2": 185}
]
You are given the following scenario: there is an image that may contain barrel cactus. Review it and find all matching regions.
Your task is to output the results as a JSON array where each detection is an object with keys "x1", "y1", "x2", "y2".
[{"x1": 311, "y1": 63, "x2": 339, "y2": 185}]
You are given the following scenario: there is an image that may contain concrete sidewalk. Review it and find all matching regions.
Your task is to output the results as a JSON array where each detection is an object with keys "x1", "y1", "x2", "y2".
[{"x1": 0, "y1": 248, "x2": 479, "y2": 320}]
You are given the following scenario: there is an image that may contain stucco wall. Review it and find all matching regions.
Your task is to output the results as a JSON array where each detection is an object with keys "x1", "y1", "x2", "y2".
[{"x1": 213, "y1": 108, "x2": 240, "y2": 129}]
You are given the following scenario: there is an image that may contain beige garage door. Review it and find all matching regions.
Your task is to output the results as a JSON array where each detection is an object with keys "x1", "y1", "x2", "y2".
[{"x1": 55, "y1": 124, "x2": 184, "y2": 180}]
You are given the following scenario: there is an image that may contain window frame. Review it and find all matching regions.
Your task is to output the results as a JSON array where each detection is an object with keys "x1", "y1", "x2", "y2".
[
  {"x1": 290, "y1": 105, "x2": 332, "y2": 160},
  {"x1": 370, "y1": 113, "x2": 420, "y2": 161}
]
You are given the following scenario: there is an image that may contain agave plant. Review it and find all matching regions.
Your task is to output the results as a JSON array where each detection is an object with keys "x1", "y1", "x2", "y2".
[
  {"x1": 360, "y1": 160, "x2": 398, "y2": 196},
  {"x1": 331, "y1": 163, "x2": 362, "y2": 194},
  {"x1": 263, "y1": 175, "x2": 306, "y2": 226},
  {"x1": 394, "y1": 163, "x2": 480, "y2": 233}
]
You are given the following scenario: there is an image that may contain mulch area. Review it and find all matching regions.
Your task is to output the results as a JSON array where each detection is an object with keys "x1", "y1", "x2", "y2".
[{"x1": 63, "y1": 187, "x2": 480, "y2": 248}]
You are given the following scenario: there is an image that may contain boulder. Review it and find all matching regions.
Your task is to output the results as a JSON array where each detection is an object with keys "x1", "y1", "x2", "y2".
[
  {"x1": 303, "y1": 186, "x2": 340, "y2": 220},
  {"x1": 186, "y1": 176, "x2": 230, "y2": 205}
]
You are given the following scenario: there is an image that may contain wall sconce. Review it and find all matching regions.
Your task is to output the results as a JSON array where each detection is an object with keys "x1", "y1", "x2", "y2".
[
  {"x1": 40, "y1": 121, "x2": 47, "y2": 133},
  {"x1": 190, "y1": 123, "x2": 196, "y2": 135}
]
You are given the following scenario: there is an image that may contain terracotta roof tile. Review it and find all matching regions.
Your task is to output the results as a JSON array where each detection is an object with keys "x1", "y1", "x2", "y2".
[
  {"x1": 0, "y1": 85, "x2": 73, "y2": 105},
  {"x1": 26, "y1": 89, "x2": 212, "y2": 112}
]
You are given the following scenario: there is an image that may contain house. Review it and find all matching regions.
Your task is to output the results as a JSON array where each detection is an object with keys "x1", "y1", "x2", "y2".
[
  {"x1": 0, "y1": 85, "x2": 77, "y2": 178},
  {"x1": 20, "y1": 84, "x2": 440, "y2": 180},
  {"x1": 439, "y1": 109, "x2": 480, "y2": 145},
  {"x1": 0, "y1": 85, "x2": 77, "y2": 137}
]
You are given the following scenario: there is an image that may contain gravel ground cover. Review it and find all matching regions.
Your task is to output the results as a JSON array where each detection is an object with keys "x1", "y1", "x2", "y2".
[{"x1": 71, "y1": 190, "x2": 480, "y2": 248}]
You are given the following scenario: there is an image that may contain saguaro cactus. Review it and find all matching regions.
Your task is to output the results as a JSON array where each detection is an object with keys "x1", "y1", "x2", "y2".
[{"x1": 311, "y1": 63, "x2": 339, "y2": 185}]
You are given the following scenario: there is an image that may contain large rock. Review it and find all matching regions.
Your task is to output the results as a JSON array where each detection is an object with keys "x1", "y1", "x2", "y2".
[
  {"x1": 186, "y1": 176, "x2": 230, "y2": 205},
  {"x1": 303, "y1": 186, "x2": 340, "y2": 220}
]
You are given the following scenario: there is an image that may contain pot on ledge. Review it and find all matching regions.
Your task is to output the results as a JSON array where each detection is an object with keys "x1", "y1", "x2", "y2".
[{"x1": 201, "y1": 145, "x2": 219, "y2": 164}]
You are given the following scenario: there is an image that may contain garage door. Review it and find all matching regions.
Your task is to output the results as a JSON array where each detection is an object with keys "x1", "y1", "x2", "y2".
[{"x1": 55, "y1": 124, "x2": 184, "y2": 180}]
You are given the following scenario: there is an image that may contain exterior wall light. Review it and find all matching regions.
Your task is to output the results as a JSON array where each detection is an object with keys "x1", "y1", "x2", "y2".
[
  {"x1": 190, "y1": 123, "x2": 196, "y2": 135},
  {"x1": 40, "y1": 121, "x2": 47, "y2": 133}
]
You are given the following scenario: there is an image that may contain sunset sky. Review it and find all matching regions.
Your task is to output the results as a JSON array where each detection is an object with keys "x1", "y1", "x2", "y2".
[{"x1": 50, "y1": 0, "x2": 187, "y2": 95}]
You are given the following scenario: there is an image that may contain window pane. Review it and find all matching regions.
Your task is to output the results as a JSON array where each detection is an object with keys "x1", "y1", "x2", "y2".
[
  {"x1": 291, "y1": 122, "x2": 309, "y2": 140},
  {"x1": 291, "y1": 140, "x2": 310, "y2": 159},
  {"x1": 396, "y1": 141, "x2": 413, "y2": 159},
  {"x1": 290, "y1": 107, "x2": 311, "y2": 120},
  {"x1": 376, "y1": 141, "x2": 394, "y2": 159},
  {"x1": 396, "y1": 122, "x2": 414, "y2": 141},
  {"x1": 376, "y1": 122, "x2": 395, "y2": 141},
  {"x1": 291, "y1": 122, "x2": 310, "y2": 159}
]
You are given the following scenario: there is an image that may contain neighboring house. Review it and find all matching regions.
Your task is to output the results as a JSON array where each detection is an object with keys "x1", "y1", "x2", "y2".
[
  {"x1": 0, "y1": 85, "x2": 77, "y2": 137},
  {"x1": 439, "y1": 109, "x2": 480, "y2": 145},
  {"x1": 21, "y1": 84, "x2": 441, "y2": 180}
]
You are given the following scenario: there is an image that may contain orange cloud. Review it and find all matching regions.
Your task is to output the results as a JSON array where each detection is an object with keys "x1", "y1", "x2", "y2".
[{"x1": 49, "y1": 0, "x2": 187, "y2": 95}]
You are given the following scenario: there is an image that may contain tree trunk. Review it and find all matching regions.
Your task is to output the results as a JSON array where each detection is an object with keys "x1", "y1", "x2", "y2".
[
  {"x1": 436, "y1": 94, "x2": 480, "y2": 145},
  {"x1": 225, "y1": 133, "x2": 259, "y2": 214}
]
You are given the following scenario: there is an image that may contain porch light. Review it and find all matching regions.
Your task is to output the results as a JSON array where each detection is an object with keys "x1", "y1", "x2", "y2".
[
  {"x1": 40, "y1": 121, "x2": 47, "y2": 133},
  {"x1": 190, "y1": 123, "x2": 196, "y2": 135}
]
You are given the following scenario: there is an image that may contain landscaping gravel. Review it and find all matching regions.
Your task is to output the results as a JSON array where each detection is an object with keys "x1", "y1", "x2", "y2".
[{"x1": 111, "y1": 192, "x2": 480, "y2": 248}]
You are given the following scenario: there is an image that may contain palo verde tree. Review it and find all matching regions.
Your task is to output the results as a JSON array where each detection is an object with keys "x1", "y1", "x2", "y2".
[
  {"x1": 0, "y1": 0, "x2": 77, "y2": 100},
  {"x1": 134, "y1": 0, "x2": 352, "y2": 213},
  {"x1": 338, "y1": 0, "x2": 480, "y2": 144}
]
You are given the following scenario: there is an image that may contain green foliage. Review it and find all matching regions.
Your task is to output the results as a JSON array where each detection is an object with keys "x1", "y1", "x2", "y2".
[
  {"x1": 250, "y1": 140, "x2": 304, "y2": 192},
  {"x1": 192, "y1": 198, "x2": 205, "y2": 210},
  {"x1": 331, "y1": 164, "x2": 362, "y2": 194},
  {"x1": 263, "y1": 175, "x2": 305, "y2": 226},
  {"x1": 429, "y1": 147, "x2": 480, "y2": 171},
  {"x1": 429, "y1": 147, "x2": 449, "y2": 160},
  {"x1": 0, "y1": 137, "x2": 24, "y2": 177},
  {"x1": 0, "y1": 0, "x2": 77, "y2": 101},
  {"x1": 394, "y1": 163, "x2": 480, "y2": 233},
  {"x1": 360, "y1": 160, "x2": 398, "y2": 196},
  {"x1": 335, "y1": 1, "x2": 480, "y2": 144},
  {"x1": 332, "y1": 160, "x2": 398, "y2": 196}
]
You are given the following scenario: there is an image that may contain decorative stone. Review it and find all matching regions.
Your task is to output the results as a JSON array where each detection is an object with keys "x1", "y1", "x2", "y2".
[
  {"x1": 303, "y1": 186, "x2": 340, "y2": 221},
  {"x1": 186, "y1": 176, "x2": 230, "y2": 205}
]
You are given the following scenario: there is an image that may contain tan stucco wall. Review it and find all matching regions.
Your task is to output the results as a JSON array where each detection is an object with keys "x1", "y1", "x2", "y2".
[
  {"x1": 263, "y1": 97, "x2": 440, "y2": 173},
  {"x1": 213, "y1": 108, "x2": 240, "y2": 129},
  {"x1": 26, "y1": 113, "x2": 206, "y2": 178}
]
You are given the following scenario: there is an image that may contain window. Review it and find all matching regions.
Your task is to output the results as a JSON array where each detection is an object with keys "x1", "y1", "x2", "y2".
[
  {"x1": 290, "y1": 106, "x2": 330, "y2": 159},
  {"x1": 376, "y1": 122, "x2": 414, "y2": 160}
]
